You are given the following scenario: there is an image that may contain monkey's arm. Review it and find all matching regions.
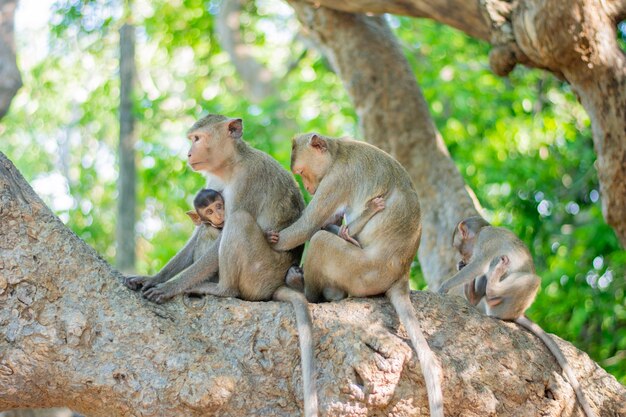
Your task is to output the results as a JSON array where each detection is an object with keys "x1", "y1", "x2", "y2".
[
  {"x1": 143, "y1": 235, "x2": 221, "y2": 304},
  {"x1": 272, "y1": 179, "x2": 345, "y2": 251},
  {"x1": 438, "y1": 257, "x2": 490, "y2": 294},
  {"x1": 125, "y1": 230, "x2": 199, "y2": 290}
]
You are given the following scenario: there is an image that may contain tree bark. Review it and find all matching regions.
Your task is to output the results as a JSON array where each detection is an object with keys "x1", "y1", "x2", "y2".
[
  {"x1": 295, "y1": 0, "x2": 626, "y2": 247},
  {"x1": 216, "y1": 0, "x2": 276, "y2": 102},
  {"x1": 1, "y1": 152, "x2": 625, "y2": 416},
  {"x1": 289, "y1": 3, "x2": 480, "y2": 288},
  {"x1": 116, "y1": 23, "x2": 137, "y2": 273},
  {"x1": 0, "y1": 0, "x2": 22, "y2": 119}
]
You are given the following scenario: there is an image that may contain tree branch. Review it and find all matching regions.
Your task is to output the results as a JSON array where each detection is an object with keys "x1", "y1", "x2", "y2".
[
  {"x1": 1, "y1": 153, "x2": 624, "y2": 416},
  {"x1": 216, "y1": 0, "x2": 275, "y2": 102}
]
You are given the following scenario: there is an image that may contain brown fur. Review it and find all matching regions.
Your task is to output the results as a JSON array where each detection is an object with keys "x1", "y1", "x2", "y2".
[
  {"x1": 270, "y1": 133, "x2": 444, "y2": 417},
  {"x1": 442, "y1": 216, "x2": 596, "y2": 417}
]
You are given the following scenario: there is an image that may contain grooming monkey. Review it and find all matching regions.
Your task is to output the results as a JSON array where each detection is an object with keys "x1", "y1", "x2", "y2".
[
  {"x1": 132, "y1": 115, "x2": 317, "y2": 416},
  {"x1": 439, "y1": 216, "x2": 596, "y2": 417},
  {"x1": 267, "y1": 133, "x2": 444, "y2": 417},
  {"x1": 277, "y1": 196, "x2": 385, "y2": 293}
]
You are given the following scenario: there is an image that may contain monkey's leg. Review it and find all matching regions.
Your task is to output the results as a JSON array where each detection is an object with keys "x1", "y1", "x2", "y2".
[
  {"x1": 303, "y1": 231, "x2": 396, "y2": 302},
  {"x1": 184, "y1": 282, "x2": 239, "y2": 297},
  {"x1": 143, "y1": 237, "x2": 221, "y2": 304},
  {"x1": 286, "y1": 266, "x2": 305, "y2": 291},
  {"x1": 127, "y1": 231, "x2": 199, "y2": 291},
  {"x1": 486, "y1": 272, "x2": 540, "y2": 320},
  {"x1": 221, "y1": 210, "x2": 294, "y2": 300},
  {"x1": 464, "y1": 275, "x2": 487, "y2": 306}
]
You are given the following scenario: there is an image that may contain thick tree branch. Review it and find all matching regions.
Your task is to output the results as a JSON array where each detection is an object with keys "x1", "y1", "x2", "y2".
[
  {"x1": 0, "y1": 0, "x2": 22, "y2": 119},
  {"x1": 295, "y1": 0, "x2": 626, "y2": 247},
  {"x1": 2, "y1": 152, "x2": 625, "y2": 415},
  {"x1": 289, "y1": 2, "x2": 480, "y2": 288},
  {"x1": 216, "y1": 0, "x2": 275, "y2": 102}
]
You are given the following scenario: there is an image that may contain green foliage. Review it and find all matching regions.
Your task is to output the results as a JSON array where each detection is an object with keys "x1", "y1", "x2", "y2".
[{"x1": 2, "y1": 0, "x2": 624, "y2": 382}]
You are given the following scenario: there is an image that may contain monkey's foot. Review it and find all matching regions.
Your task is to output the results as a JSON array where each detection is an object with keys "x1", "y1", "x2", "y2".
[
  {"x1": 285, "y1": 266, "x2": 304, "y2": 291},
  {"x1": 367, "y1": 196, "x2": 386, "y2": 213},
  {"x1": 339, "y1": 225, "x2": 361, "y2": 248}
]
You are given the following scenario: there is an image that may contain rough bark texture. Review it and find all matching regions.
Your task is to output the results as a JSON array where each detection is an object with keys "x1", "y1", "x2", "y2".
[
  {"x1": 290, "y1": 3, "x2": 480, "y2": 289},
  {"x1": 1, "y1": 153, "x2": 625, "y2": 415},
  {"x1": 296, "y1": 0, "x2": 626, "y2": 247},
  {"x1": 0, "y1": 0, "x2": 22, "y2": 119},
  {"x1": 116, "y1": 23, "x2": 137, "y2": 273}
]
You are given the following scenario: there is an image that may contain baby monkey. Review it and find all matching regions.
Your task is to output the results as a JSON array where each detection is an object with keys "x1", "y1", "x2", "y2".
[
  {"x1": 186, "y1": 188, "x2": 225, "y2": 229},
  {"x1": 439, "y1": 216, "x2": 596, "y2": 417}
]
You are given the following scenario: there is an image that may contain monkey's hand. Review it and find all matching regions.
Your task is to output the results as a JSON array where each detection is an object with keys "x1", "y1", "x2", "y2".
[
  {"x1": 266, "y1": 230, "x2": 280, "y2": 244},
  {"x1": 367, "y1": 196, "x2": 386, "y2": 214},
  {"x1": 143, "y1": 282, "x2": 177, "y2": 304},
  {"x1": 124, "y1": 275, "x2": 152, "y2": 291},
  {"x1": 338, "y1": 225, "x2": 362, "y2": 248}
]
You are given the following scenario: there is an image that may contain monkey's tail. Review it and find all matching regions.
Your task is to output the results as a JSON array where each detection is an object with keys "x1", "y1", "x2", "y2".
[
  {"x1": 515, "y1": 316, "x2": 597, "y2": 417},
  {"x1": 273, "y1": 286, "x2": 319, "y2": 417},
  {"x1": 388, "y1": 280, "x2": 444, "y2": 417}
]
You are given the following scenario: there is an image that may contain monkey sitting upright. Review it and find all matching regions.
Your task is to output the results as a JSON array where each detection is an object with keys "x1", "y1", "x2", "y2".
[
  {"x1": 439, "y1": 216, "x2": 596, "y2": 417},
  {"x1": 124, "y1": 189, "x2": 225, "y2": 293}
]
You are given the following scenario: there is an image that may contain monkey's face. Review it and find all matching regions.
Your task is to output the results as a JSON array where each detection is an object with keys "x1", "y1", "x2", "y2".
[
  {"x1": 290, "y1": 134, "x2": 332, "y2": 195},
  {"x1": 187, "y1": 119, "x2": 242, "y2": 175},
  {"x1": 198, "y1": 198, "x2": 225, "y2": 228}
]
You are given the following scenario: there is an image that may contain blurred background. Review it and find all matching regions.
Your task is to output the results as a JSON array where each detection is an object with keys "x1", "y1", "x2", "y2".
[{"x1": 1, "y1": 0, "x2": 625, "y2": 397}]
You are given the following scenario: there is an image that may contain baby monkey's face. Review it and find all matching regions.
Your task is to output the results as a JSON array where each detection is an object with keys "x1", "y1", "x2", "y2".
[{"x1": 199, "y1": 198, "x2": 225, "y2": 227}]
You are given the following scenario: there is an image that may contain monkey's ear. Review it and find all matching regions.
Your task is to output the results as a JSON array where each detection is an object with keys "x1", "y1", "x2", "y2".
[
  {"x1": 309, "y1": 134, "x2": 328, "y2": 152},
  {"x1": 227, "y1": 118, "x2": 243, "y2": 139},
  {"x1": 458, "y1": 222, "x2": 469, "y2": 239},
  {"x1": 186, "y1": 210, "x2": 202, "y2": 226}
]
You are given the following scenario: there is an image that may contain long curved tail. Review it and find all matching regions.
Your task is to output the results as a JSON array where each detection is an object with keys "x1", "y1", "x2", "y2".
[
  {"x1": 274, "y1": 286, "x2": 319, "y2": 417},
  {"x1": 388, "y1": 280, "x2": 444, "y2": 417},
  {"x1": 515, "y1": 316, "x2": 596, "y2": 417}
]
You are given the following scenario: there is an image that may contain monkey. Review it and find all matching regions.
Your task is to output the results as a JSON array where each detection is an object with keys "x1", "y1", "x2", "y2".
[
  {"x1": 439, "y1": 216, "x2": 597, "y2": 417},
  {"x1": 135, "y1": 115, "x2": 318, "y2": 416},
  {"x1": 124, "y1": 189, "x2": 224, "y2": 293},
  {"x1": 266, "y1": 133, "x2": 444, "y2": 417},
  {"x1": 186, "y1": 188, "x2": 225, "y2": 229},
  {"x1": 277, "y1": 196, "x2": 386, "y2": 294}
]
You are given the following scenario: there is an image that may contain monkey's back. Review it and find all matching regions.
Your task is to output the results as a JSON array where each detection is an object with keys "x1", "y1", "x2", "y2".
[
  {"x1": 476, "y1": 227, "x2": 536, "y2": 274},
  {"x1": 335, "y1": 138, "x2": 422, "y2": 273},
  {"x1": 233, "y1": 144, "x2": 305, "y2": 231}
]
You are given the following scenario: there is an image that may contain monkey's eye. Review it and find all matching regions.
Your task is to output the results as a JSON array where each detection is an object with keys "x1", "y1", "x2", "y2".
[
  {"x1": 216, "y1": 203, "x2": 223, "y2": 210},
  {"x1": 208, "y1": 209, "x2": 213, "y2": 215},
  {"x1": 193, "y1": 135, "x2": 200, "y2": 142}
]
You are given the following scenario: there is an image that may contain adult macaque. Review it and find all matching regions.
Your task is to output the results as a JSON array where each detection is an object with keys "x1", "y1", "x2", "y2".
[
  {"x1": 278, "y1": 196, "x2": 385, "y2": 295},
  {"x1": 136, "y1": 115, "x2": 317, "y2": 416},
  {"x1": 268, "y1": 133, "x2": 444, "y2": 417},
  {"x1": 440, "y1": 216, "x2": 596, "y2": 417}
]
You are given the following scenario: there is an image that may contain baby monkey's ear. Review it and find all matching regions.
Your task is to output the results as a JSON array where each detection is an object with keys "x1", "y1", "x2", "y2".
[{"x1": 186, "y1": 210, "x2": 202, "y2": 226}]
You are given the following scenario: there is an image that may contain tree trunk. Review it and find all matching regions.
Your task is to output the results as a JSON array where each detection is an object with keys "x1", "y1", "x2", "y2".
[
  {"x1": 1, "y1": 152, "x2": 624, "y2": 416},
  {"x1": 116, "y1": 23, "x2": 137, "y2": 273},
  {"x1": 216, "y1": 0, "x2": 276, "y2": 102},
  {"x1": 289, "y1": 3, "x2": 480, "y2": 288},
  {"x1": 295, "y1": 0, "x2": 626, "y2": 247},
  {"x1": 0, "y1": 0, "x2": 22, "y2": 119}
]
